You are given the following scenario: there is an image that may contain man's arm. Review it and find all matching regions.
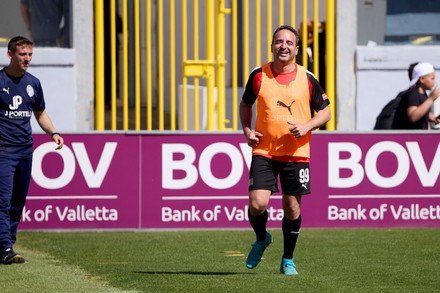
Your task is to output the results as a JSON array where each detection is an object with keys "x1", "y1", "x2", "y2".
[
  {"x1": 309, "y1": 106, "x2": 331, "y2": 130},
  {"x1": 288, "y1": 106, "x2": 331, "y2": 137},
  {"x1": 34, "y1": 110, "x2": 64, "y2": 149},
  {"x1": 407, "y1": 86, "x2": 440, "y2": 122},
  {"x1": 239, "y1": 100, "x2": 253, "y2": 137},
  {"x1": 239, "y1": 100, "x2": 262, "y2": 147}
]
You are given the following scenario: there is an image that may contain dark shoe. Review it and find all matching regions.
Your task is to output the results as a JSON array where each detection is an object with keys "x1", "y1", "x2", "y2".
[
  {"x1": 1, "y1": 248, "x2": 27, "y2": 264},
  {"x1": 246, "y1": 232, "x2": 272, "y2": 269}
]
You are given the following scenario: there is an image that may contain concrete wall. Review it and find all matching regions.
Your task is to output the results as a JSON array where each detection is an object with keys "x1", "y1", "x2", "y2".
[
  {"x1": 0, "y1": 48, "x2": 76, "y2": 133},
  {"x1": 72, "y1": 0, "x2": 94, "y2": 131},
  {"x1": 0, "y1": 0, "x2": 94, "y2": 132},
  {"x1": 336, "y1": 0, "x2": 357, "y2": 131},
  {"x1": 356, "y1": 46, "x2": 440, "y2": 130}
]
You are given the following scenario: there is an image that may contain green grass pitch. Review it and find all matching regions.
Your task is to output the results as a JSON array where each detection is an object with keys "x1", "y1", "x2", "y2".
[{"x1": 1, "y1": 228, "x2": 439, "y2": 292}]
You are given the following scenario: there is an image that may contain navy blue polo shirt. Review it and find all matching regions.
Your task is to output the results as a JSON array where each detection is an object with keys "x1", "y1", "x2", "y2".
[{"x1": 0, "y1": 68, "x2": 45, "y2": 156}]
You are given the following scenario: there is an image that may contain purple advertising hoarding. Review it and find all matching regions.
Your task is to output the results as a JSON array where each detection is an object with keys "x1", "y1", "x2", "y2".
[
  {"x1": 307, "y1": 133, "x2": 440, "y2": 228},
  {"x1": 23, "y1": 134, "x2": 140, "y2": 229},
  {"x1": 141, "y1": 134, "x2": 264, "y2": 229},
  {"x1": 23, "y1": 132, "x2": 440, "y2": 230}
]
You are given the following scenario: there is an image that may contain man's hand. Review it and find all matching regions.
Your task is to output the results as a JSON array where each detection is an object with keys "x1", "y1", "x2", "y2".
[
  {"x1": 51, "y1": 133, "x2": 64, "y2": 150},
  {"x1": 287, "y1": 121, "x2": 309, "y2": 138},
  {"x1": 247, "y1": 130, "x2": 263, "y2": 147}
]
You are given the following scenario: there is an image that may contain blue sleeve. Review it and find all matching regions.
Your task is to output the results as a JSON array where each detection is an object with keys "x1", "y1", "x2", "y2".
[{"x1": 32, "y1": 79, "x2": 46, "y2": 111}]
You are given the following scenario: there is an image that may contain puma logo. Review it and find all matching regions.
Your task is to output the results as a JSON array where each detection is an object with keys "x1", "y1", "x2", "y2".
[
  {"x1": 276, "y1": 100, "x2": 295, "y2": 115},
  {"x1": 2, "y1": 87, "x2": 9, "y2": 95}
]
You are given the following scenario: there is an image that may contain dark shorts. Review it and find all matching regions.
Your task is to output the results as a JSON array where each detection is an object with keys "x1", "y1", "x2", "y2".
[{"x1": 248, "y1": 155, "x2": 311, "y2": 195}]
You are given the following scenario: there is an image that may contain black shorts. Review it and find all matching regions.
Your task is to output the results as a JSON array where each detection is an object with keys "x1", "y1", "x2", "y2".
[{"x1": 248, "y1": 155, "x2": 311, "y2": 195}]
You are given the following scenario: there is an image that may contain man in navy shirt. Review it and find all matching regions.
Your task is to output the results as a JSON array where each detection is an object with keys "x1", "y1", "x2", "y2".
[{"x1": 0, "y1": 36, "x2": 64, "y2": 264}]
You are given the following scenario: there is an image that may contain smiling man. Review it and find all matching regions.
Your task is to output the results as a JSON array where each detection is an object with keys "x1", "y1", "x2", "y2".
[
  {"x1": 239, "y1": 25, "x2": 331, "y2": 275},
  {"x1": 0, "y1": 36, "x2": 64, "y2": 264}
]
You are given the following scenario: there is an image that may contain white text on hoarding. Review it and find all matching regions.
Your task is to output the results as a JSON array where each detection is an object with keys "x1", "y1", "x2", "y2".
[
  {"x1": 328, "y1": 204, "x2": 440, "y2": 221},
  {"x1": 22, "y1": 205, "x2": 118, "y2": 222},
  {"x1": 161, "y1": 142, "x2": 251, "y2": 189},
  {"x1": 161, "y1": 205, "x2": 284, "y2": 222},
  {"x1": 32, "y1": 142, "x2": 118, "y2": 189},
  {"x1": 328, "y1": 141, "x2": 440, "y2": 188}
]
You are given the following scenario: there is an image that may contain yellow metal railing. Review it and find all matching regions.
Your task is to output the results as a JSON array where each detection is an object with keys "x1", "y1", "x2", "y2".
[
  {"x1": 326, "y1": 0, "x2": 336, "y2": 130},
  {"x1": 231, "y1": 0, "x2": 238, "y2": 130},
  {"x1": 94, "y1": 0, "x2": 336, "y2": 131},
  {"x1": 122, "y1": 0, "x2": 129, "y2": 130},
  {"x1": 94, "y1": 0, "x2": 104, "y2": 130},
  {"x1": 145, "y1": 0, "x2": 153, "y2": 130}
]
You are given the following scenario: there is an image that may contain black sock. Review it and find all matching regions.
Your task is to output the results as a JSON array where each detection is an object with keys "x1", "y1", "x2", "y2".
[
  {"x1": 282, "y1": 215, "x2": 302, "y2": 259},
  {"x1": 248, "y1": 209, "x2": 268, "y2": 242}
]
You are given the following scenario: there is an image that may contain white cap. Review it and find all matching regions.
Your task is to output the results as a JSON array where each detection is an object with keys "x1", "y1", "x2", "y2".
[{"x1": 409, "y1": 62, "x2": 435, "y2": 87}]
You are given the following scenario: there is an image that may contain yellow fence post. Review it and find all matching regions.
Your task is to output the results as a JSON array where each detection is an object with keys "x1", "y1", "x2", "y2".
[
  {"x1": 206, "y1": 0, "x2": 215, "y2": 130},
  {"x1": 255, "y1": 0, "x2": 261, "y2": 66},
  {"x1": 313, "y1": 0, "x2": 320, "y2": 79},
  {"x1": 122, "y1": 0, "x2": 129, "y2": 130},
  {"x1": 231, "y1": 0, "x2": 238, "y2": 130},
  {"x1": 243, "y1": 0, "x2": 249, "y2": 85},
  {"x1": 216, "y1": 0, "x2": 231, "y2": 130},
  {"x1": 158, "y1": 0, "x2": 164, "y2": 130},
  {"x1": 146, "y1": 0, "x2": 153, "y2": 130},
  {"x1": 290, "y1": 0, "x2": 296, "y2": 32},
  {"x1": 266, "y1": 0, "x2": 272, "y2": 62},
  {"x1": 97, "y1": 0, "x2": 337, "y2": 132},
  {"x1": 279, "y1": 0, "x2": 284, "y2": 25},
  {"x1": 170, "y1": 0, "x2": 176, "y2": 130},
  {"x1": 134, "y1": 0, "x2": 141, "y2": 130},
  {"x1": 326, "y1": 0, "x2": 336, "y2": 130},
  {"x1": 182, "y1": 0, "x2": 188, "y2": 131},
  {"x1": 301, "y1": 0, "x2": 308, "y2": 70},
  {"x1": 94, "y1": 0, "x2": 105, "y2": 130},
  {"x1": 110, "y1": 0, "x2": 117, "y2": 130},
  {"x1": 193, "y1": 0, "x2": 200, "y2": 131}
]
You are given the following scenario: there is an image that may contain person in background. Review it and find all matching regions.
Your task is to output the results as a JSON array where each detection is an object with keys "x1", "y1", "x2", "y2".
[
  {"x1": 297, "y1": 20, "x2": 327, "y2": 130},
  {"x1": 104, "y1": 0, "x2": 122, "y2": 108},
  {"x1": 407, "y1": 62, "x2": 418, "y2": 81},
  {"x1": 20, "y1": 0, "x2": 64, "y2": 47},
  {"x1": 296, "y1": 20, "x2": 326, "y2": 91},
  {"x1": 403, "y1": 62, "x2": 440, "y2": 129},
  {"x1": 0, "y1": 36, "x2": 64, "y2": 264},
  {"x1": 375, "y1": 62, "x2": 419, "y2": 130},
  {"x1": 239, "y1": 25, "x2": 331, "y2": 275}
]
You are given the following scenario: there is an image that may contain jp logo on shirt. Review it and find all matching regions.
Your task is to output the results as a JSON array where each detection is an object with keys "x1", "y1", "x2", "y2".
[
  {"x1": 5, "y1": 95, "x2": 31, "y2": 119},
  {"x1": 9, "y1": 95, "x2": 22, "y2": 110}
]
